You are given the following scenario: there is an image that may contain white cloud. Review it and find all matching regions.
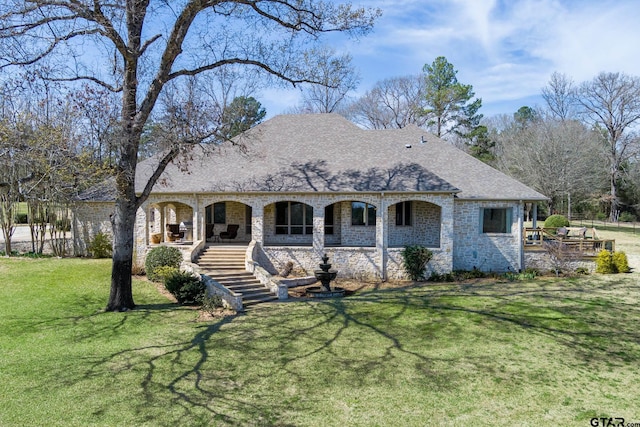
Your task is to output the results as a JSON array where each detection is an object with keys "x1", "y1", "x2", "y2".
[{"x1": 263, "y1": 0, "x2": 640, "y2": 117}]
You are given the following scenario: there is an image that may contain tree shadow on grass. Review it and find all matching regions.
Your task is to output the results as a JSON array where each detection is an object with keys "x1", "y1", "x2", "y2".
[
  {"x1": 353, "y1": 276, "x2": 640, "y2": 366},
  {"x1": 33, "y1": 275, "x2": 640, "y2": 425}
]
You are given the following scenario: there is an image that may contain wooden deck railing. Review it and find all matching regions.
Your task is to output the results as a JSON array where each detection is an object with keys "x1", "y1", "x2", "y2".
[{"x1": 523, "y1": 227, "x2": 615, "y2": 256}]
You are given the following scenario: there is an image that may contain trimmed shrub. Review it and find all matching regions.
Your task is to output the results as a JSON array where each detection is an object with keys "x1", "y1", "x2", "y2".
[
  {"x1": 145, "y1": 246, "x2": 183, "y2": 282},
  {"x1": 612, "y1": 251, "x2": 630, "y2": 273},
  {"x1": 595, "y1": 212, "x2": 608, "y2": 221},
  {"x1": 401, "y1": 245, "x2": 433, "y2": 281},
  {"x1": 544, "y1": 214, "x2": 569, "y2": 229},
  {"x1": 88, "y1": 232, "x2": 112, "y2": 258},
  {"x1": 595, "y1": 250, "x2": 615, "y2": 274},
  {"x1": 164, "y1": 271, "x2": 206, "y2": 305},
  {"x1": 153, "y1": 266, "x2": 179, "y2": 283}
]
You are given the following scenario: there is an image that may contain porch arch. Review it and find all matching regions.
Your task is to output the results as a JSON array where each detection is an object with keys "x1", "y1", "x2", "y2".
[
  {"x1": 263, "y1": 200, "x2": 314, "y2": 246},
  {"x1": 387, "y1": 200, "x2": 442, "y2": 248},
  {"x1": 204, "y1": 200, "x2": 253, "y2": 243},
  {"x1": 147, "y1": 200, "x2": 195, "y2": 243}
]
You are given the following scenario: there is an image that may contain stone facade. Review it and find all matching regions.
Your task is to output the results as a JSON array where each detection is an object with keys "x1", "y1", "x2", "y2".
[
  {"x1": 388, "y1": 201, "x2": 441, "y2": 247},
  {"x1": 72, "y1": 202, "x2": 114, "y2": 256},
  {"x1": 524, "y1": 250, "x2": 595, "y2": 273},
  {"x1": 75, "y1": 191, "x2": 531, "y2": 279},
  {"x1": 452, "y1": 200, "x2": 523, "y2": 272}
]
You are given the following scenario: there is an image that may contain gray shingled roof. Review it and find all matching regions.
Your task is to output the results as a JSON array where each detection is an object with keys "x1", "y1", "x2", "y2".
[
  {"x1": 77, "y1": 176, "x2": 118, "y2": 202},
  {"x1": 134, "y1": 113, "x2": 546, "y2": 201}
]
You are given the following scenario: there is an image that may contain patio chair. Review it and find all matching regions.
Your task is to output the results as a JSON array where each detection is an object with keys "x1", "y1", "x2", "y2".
[
  {"x1": 219, "y1": 224, "x2": 239, "y2": 241},
  {"x1": 556, "y1": 226, "x2": 568, "y2": 239},
  {"x1": 206, "y1": 223, "x2": 215, "y2": 239},
  {"x1": 165, "y1": 224, "x2": 184, "y2": 242}
]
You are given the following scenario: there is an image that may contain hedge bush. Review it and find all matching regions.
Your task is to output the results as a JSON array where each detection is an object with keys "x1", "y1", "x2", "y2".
[
  {"x1": 164, "y1": 271, "x2": 206, "y2": 305},
  {"x1": 595, "y1": 250, "x2": 630, "y2": 274},
  {"x1": 544, "y1": 214, "x2": 569, "y2": 229},
  {"x1": 401, "y1": 245, "x2": 433, "y2": 281},
  {"x1": 145, "y1": 246, "x2": 183, "y2": 282},
  {"x1": 612, "y1": 251, "x2": 630, "y2": 273},
  {"x1": 153, "y1": 266, "x2": 179, "y2": 283},
  {"x1": 595, "y1": 250, "x2": 615, "y2": 274}
]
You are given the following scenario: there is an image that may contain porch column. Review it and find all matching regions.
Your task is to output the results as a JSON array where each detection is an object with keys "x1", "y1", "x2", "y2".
[
  {"x1": 159, "y1": 203, "x2": 166, "y2": 242},
  {"x1": 313, "y1": 203, "x2": 325, "y2": 258},
  {"x1": 138, "y1": 202, "x2": 149, "y2": 246},
  {"x1": 518, "y1": 201, "x2": 524, "y2": 272},
  {"x1": 376, "y1": 195, "x2": 388, "y2": 280},
  {"x1": 196, "y1": 207, "x2": 205, "y2": 241},
  {"x1": 532, "y1": 203, "x2": 538, "y2": 229},
  {"x1": 134, "y1": 204, "x2": 148, "y2": 269},
  {"x1": 440, "y1": 197, "x2": 455, "y2": 272},
  {"x1": 251, "y1": 204, "x2": 264, "y2": 244}
]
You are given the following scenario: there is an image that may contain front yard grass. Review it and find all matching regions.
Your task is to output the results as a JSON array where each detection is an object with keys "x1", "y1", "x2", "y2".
[{"x1": 1, "y1": 257, "x2": 639, "y2": 426}]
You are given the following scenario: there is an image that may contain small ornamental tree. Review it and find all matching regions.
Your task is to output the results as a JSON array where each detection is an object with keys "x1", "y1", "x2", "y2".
[
  {"x1": 544, "y1": 241, "x2": 581, "y2": 276},
  {"x1": 401, "y1": 245, "x2": 433, "y2": 281}
]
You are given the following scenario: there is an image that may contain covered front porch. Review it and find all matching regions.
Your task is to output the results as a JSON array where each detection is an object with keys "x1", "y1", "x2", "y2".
[{"x1": 137, "y1": 193, "x2": 454, "y2": 280}]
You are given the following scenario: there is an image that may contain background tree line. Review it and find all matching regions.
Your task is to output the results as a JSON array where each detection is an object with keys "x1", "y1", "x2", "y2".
[{"x1": 298, "y1": 59, "x2": 640, "y2": 223}]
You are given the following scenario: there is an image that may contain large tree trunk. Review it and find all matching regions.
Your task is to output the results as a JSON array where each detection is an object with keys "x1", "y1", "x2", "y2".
[
  {"x1": 610, "y1": 172, "x2": 620, "y2": 222},
  {"x1": 105, "y1": 124, "x2": 141, "y2": 311},
  {"x1": 106, "y1": 195, "x2": 137, "y2": 311},
  {"x1": 1, "y1": 229, "x2": 11, "y2": 256}
]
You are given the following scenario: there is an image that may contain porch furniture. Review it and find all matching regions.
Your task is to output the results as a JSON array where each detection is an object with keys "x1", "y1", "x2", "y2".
[
  {"x1": 556, "y1": 227, "x2": 568, "y2": 239},
  {"x1": 206, "y1": 223, "x2": 215, "y2": 239},
  {"x1": 219, "y1": 224, "x2": 239, "y2": 241},
  {"x1": 166, "y1": 224, "x2": 184, "y2": 242}
]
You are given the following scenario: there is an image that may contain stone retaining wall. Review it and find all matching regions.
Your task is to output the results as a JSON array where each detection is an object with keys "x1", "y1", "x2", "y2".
[{"x1": 524, "y1": 251, "x2": 595, "y2": 273}]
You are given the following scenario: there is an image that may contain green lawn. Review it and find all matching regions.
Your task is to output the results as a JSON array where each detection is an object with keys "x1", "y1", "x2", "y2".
[{"x1": 1, "y1": 258, "x2": 639, "y2": 426}]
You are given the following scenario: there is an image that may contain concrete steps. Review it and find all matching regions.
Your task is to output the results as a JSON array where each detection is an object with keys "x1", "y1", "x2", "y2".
[{"x1": 195, "y1": 245, "x2": 277, "y2": 307}]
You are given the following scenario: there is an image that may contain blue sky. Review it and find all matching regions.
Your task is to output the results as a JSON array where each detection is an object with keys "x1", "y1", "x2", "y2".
[{"x1": 261, "y1": 0, "x2": 640, "y2": 118}]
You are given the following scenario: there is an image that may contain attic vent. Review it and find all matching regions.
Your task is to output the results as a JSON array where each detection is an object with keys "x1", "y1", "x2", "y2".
[{"x1": 405, "y1": 144, "x2": 412, "y2": 148}]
